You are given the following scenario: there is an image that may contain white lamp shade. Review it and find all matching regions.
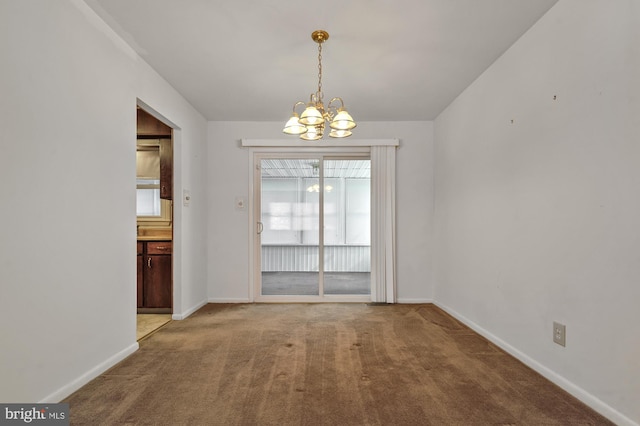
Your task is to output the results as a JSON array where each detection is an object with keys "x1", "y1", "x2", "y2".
[
  {"x1": 300, "y1": 124, "x2": 324, "y2": 140},
  {"x1": 329, "y1": 129, "x2": 352, "y2": 138},
  {"x1": 329, "y1": 109, "x2": 356, "y2": 130},
  {"x1": 299, "y1": 106, "x2": 324, "y2": 126},
  {"x1": 283, "y1": 114, "x2": 308, "y2": 135}
]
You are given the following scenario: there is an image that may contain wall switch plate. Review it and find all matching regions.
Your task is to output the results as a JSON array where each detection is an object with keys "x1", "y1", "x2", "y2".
[
  {"x1": 553, "y1": 322, "x2": 566, "y2": 347},
  {"x1": 183, "y1": 189, "x2": 191, "y2": 207}
]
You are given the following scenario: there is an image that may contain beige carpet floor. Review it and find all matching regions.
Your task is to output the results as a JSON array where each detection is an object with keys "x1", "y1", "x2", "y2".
[{"x1": 67, "y1": 304, "x2": 613, "y2": 425}]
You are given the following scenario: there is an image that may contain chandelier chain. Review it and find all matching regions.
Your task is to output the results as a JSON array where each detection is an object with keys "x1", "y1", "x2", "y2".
[{"x1": 317, "y1": 41, "x2": 323, "y2": 100}]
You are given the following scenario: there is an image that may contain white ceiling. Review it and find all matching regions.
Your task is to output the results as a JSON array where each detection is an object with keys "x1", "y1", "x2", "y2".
[{"x1": 84, "y1": 0, "x2": 558, "y2": 122}]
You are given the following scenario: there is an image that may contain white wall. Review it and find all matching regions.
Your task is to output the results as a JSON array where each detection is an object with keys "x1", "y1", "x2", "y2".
[
  {"x1": 434, "y1": 1, "x2": 640, "y2": 424},
  {"x1": 207, "y1": 121, "x2": 434, "y2": 303},
  {"x1": 0, "y1": 0, "x2": 208, "y2": 402}
]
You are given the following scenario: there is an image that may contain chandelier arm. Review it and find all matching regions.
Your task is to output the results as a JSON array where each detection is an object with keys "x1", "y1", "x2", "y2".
[
  {"x1": 327, "y1": 97, "x2": 344, "y2": 117},
  {"x1": 328, "y1": 97, "x2": 345, "y2": 109},
  {"x1": 292, "y1": 101, "x2": 306, "y2": 114}
]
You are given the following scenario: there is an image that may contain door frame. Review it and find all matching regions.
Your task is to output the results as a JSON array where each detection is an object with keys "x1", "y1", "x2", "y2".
[
  {"x1": 136, "y1": 100, "x2": 180, "y2": 317},
  {"x1": 250, "y1": 147, "x2": 371, "y2": 303}
]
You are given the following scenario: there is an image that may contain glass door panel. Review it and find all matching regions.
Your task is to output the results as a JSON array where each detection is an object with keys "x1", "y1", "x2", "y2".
[
  {"x1": 257, "y1": 156, "x2": 370, "y2": 299},
  {"x1": 260, "y1": 158, "x2": 320, "y2": 296},
  {"x1": 323, "y1": 160, "x2": 371, "y2": 295}
]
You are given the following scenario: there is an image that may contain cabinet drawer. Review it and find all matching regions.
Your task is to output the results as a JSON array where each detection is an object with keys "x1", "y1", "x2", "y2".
[{"x1": 146, "y1": 241, "x2": 172, "y2": 254}]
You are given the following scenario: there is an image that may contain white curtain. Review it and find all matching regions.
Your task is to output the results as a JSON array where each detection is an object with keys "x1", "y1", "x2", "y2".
[{"x1": 370, "y1": 145, "x2": 397, "y2": 303}]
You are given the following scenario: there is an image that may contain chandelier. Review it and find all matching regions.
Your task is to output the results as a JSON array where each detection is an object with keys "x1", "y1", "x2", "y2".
[{"x1": 282, "y1": 30, "x2": 356, "y2": 140}]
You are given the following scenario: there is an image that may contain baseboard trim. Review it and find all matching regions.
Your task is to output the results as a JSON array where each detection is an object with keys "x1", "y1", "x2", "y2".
[
  {"x1": 40, "y1": 342, "x2": 139, "y2": 403},
  {"x1": 434, "y1": 302, "x2": 638, "y2": 426},
  {"x1": 205, "y1": 298, "x2": 435, "y2": 304},
  {"x1": 172, "y1": 299, "x2": 207, "y2": 320},
  {"x1": 208, "y1": 297, "x2": 251, "y2": 303},
  {"x1": 396, "y1": 298, "x2": 434, "y2": 304}
]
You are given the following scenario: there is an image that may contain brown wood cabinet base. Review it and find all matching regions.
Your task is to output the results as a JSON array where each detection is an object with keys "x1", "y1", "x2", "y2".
[
  {"x1": 137, "y1": 308, "x2": 172, "y2": 314},
  {"x1": 137, "y1": 240, "x2": 172, "y2": 311}
]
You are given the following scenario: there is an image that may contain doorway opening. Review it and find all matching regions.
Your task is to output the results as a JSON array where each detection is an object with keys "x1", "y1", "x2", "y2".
[
  {"x1": 136, "y1": 106, "x2": 174, "y2": 338},
  {"x1": 255, "y1": 155, "x2": 371, "y2": 302}
]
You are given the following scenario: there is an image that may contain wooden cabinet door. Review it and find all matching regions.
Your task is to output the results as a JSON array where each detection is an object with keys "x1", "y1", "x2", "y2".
[
  {"x1": 137, "y1": 254, "x2": 144, "y2": 308},
  {"x1": 144, "y1": 254, "x2": 172, "y2": 308},
  {"x1": 159, "y1": 138, "x2": 172, "y2": 200}
]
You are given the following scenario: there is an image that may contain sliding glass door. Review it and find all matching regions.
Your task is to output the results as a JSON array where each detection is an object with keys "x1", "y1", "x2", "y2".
[
  {"x1": 256, "y1": 155, "x2": 370, "y2": 300},
  {"x1": 322, "y1": 160, "x2": 371, "y2": 295},
  {"x1": 260, "y1": 158, "x2": 321, "y2": 296}
]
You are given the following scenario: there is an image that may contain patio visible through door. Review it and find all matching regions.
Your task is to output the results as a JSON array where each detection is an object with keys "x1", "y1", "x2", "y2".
[{"x1": 256, "y1": 156, "x2": 371, "y2": 300}]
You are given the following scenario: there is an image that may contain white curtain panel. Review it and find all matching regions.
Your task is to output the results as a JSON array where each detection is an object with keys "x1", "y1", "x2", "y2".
[{"x1": 371, "y1": 145, "x2": 397, "y2": 303}]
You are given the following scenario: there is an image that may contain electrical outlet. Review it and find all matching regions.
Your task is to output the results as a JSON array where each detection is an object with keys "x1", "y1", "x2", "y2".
[{"x1": 553, "y1": 322, "x2": 566, "y2": 347}]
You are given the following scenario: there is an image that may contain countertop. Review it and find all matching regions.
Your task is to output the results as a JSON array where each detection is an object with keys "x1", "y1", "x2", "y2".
[{"x1": 137, "y1": 236, "x2": 172, "y2": 241}]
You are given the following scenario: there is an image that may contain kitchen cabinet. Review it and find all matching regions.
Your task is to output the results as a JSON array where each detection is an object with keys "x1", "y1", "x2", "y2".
[
  {"x1": 137, "y1": 108, "x2": 173, "y2": 201},
  {"x1": 137, "y1": 108, "x2": 171, "y2": 137},
  {"x1": 137, "y1": 242, "x2": 144, "y2": 308},
  {"x1": 138, "y1": 240, "x2": 172, "y2": 312},
  {"x1": 159, "y1": 138, "x2": 172, "y2": 200}
]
